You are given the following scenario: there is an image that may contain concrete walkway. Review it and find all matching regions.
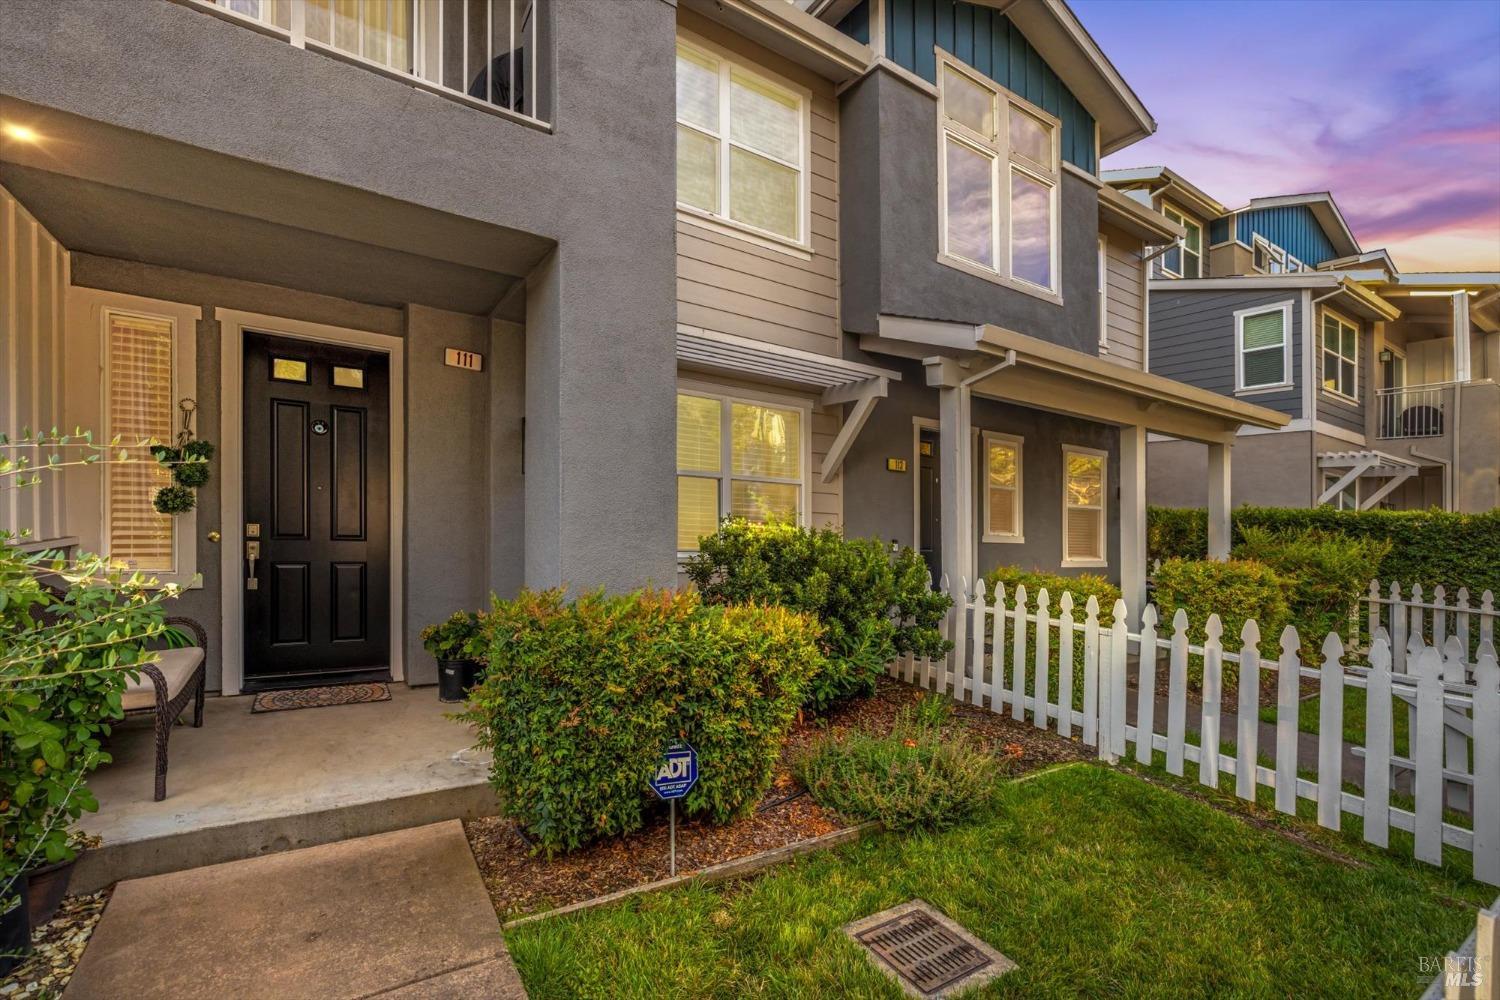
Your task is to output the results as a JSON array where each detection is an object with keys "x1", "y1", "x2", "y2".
[{"x1": 65, "y1": 821, "x2": 526, "y2": 999}]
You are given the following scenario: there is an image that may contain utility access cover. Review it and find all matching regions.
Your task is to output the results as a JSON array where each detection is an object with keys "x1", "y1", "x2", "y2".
[{"x1": 845, "y1": 900, "x2": 1015, "y2": 998}]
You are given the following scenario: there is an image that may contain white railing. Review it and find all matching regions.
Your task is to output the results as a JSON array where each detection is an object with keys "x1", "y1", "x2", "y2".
[
  {"x1": 1377, "y1": 382, "x2": 1452, "y2": 439},
  {"x1": 1367, "y1": 581, "x2": 1497, "y2": 670},
  {"x1": 896, "y1": 576, "x2": 1499, "y2": 886},
  {"x1": 192, "y1": 0, "x2": 548, "y2": 127}
]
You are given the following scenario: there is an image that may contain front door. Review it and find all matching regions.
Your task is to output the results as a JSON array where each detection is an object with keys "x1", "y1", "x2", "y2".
[
  {"x1": 242, "y1": 332, "x2": 390, "y2": 686},
  {"x1": 918, "y1": 431, "x2": 941, "y2": 581}
]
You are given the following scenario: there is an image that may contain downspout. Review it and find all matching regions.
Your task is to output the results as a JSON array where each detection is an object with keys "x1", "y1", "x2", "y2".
[
  {"x1": 961, "y1": 349, "x2": 1017, "y2": 388},
  {"x1": 958, "y1": 350, "x2": 1017, "y2": 583}
]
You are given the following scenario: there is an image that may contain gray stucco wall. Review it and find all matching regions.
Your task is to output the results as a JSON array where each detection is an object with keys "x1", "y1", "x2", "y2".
[
  {"x1": 1149, "y1": 289, "x2": 1304, "y2": 419},
  {"x1": 838, "y1": 66, "x2": 1101, "y2": 354},
  {"x1": 842, "y1": 359, "x2": 1122, "y2": 583},
  {"x1": 1, "y1": 0, "x2": 680, "y2": 594},
  {"x1": 1147, "y1": 431, "x2": 1316, "y2": 510}
]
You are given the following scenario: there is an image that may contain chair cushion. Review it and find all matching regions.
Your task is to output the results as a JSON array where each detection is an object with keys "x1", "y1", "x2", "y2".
[{"x1": 121, "y1": 647, "x2": 205, "y2": 712}]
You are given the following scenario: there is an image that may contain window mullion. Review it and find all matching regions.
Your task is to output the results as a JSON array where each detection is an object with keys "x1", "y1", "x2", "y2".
[{"x1": 718, "y1": 62, "x2": 732, "y2": 220}]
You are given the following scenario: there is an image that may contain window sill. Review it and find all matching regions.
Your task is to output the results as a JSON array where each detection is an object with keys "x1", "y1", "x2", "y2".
[
  {"x1": 1235, "y1": 382, "x2": 1293, "y2": 397},
  {"x1": 1061, "y1": 558, "x2": 1107, "y2": 569},
  {"x1": 981, "y1": 533, "x2": 1025, "y2": 545},
  {"x1": 1321, "y1": 389, "x2": 1361, "y2": 406},
  {"x1": 935, "y1": 253, "x2": 1064, "y2": 306},
  {"x1": 677, "y1": 207, "x2": 813, "y2": 260}
]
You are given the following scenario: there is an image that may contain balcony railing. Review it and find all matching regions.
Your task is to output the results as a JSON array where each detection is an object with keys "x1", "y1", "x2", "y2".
[
  {"x1": 193, "y1": 0, "x2": 548, "y2": 128},
  {"x1": 1376, "y1": 382, "x2": 1452, "y2": 439}
]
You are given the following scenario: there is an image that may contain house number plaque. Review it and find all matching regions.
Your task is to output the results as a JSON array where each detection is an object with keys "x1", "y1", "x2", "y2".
[{"x1": 444, "y1": 348, "x2": 484, "y2": 372}]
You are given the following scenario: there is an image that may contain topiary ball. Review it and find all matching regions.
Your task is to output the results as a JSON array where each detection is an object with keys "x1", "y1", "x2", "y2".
[
  {"x1": 150, "y1": 444, "x2": 180, "y2": 465},
  {"x1": 183, "y1": 440, "x2": 215, "y2": 462},
  {"x1": 173, "y1": 461, "x2": 211, "y2": 488},
  {"x1": 153, "y1": 484, "x2": 197, "y2": 515}
]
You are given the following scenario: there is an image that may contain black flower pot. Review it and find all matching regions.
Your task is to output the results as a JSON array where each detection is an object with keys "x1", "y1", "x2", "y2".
[
  {"x1": 437, "y1": 659, "x2": 469, "y2": 703},
  {"x1": 26, "y1": 855, "x2": 78, "y2": 928},
  {"x1": 1, "y1": 874, "x2": 31, "y2": 977}
]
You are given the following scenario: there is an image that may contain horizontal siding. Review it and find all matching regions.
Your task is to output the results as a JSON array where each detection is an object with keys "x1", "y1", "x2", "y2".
[
  {"x1": 1315, "y1": 311, "x2": 1367, "y2": 434},
  {"x1": 676, "y1": 10, "x2": 841, "y2": 359},
  {"x1": 1150, "y1": 288, "x2": 1303, "y2": 418},
  {"x1": 1102, "y1": 231, "x2": 1143, "y2": 369}
]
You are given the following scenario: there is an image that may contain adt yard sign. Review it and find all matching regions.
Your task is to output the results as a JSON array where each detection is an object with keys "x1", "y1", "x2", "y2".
[{"x1": 650, "y1": 741, "x2": 698, "y2": 800}]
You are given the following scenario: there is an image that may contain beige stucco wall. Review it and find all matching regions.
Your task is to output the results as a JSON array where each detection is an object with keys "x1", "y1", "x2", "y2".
[{"x1": 1148, "y1": 430, "x2": 1316, "y2": 509}]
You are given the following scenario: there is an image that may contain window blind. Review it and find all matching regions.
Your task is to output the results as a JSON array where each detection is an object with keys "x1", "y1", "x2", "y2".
[{"x1": 106, "y1": 312, "x2": 176, "y2": 571}]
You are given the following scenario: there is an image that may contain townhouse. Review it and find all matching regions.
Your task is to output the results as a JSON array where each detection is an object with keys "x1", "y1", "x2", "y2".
[
  {"x1": 1, "y1": 0, "x2": 1287, "y2": 700},
  {"x1": 1104, "y1": 167, "x2": 1500, "y2": 513}
]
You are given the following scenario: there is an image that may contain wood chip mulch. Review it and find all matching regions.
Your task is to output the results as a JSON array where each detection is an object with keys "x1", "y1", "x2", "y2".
[
  {"x1": 2, "y1": 889, "x2": 111, "y2": 998},
  {"x1": 467, "y1": 675, "x2": 1088, "y2": 920}
]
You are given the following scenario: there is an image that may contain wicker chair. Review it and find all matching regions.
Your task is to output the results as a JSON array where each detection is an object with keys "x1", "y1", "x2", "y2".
[{"x1": 120, "y1": 616, "x2": 209, "y2": 801}]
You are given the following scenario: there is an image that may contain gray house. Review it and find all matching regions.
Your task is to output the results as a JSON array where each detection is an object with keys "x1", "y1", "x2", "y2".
[
  {"x1": 1, "y1": 0, "x2": 1288, "y2": 705},
  {"x1": 1103, "y1": 167, "x2": 1500, "y2": 513}
]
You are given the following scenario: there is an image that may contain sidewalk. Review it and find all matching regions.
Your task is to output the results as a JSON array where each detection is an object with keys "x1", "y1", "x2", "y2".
[{"x1": 64, "y1": 821, "x2": 525, "y2": 1000}]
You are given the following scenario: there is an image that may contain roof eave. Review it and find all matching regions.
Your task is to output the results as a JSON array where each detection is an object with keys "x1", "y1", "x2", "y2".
[{"x1": 683, "y1": 0, "x2": 874, "y2": 84}]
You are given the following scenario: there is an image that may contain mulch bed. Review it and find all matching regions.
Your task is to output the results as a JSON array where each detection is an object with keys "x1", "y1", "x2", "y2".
[
  {"x1": 467, "y1": 676, "x2": 1087, "y2": 920},
  {"x1": 3, "y1": 889, "x2": 111, "y2": 998}
]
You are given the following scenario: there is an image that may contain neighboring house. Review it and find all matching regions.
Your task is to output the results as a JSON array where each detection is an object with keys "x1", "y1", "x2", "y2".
[
  {"x1": 1103, "y1": 166, "x2": 1500, "y2": 513},
  {"x1": 0, "y1": 0, "x2": 1286, "y2": 701}
]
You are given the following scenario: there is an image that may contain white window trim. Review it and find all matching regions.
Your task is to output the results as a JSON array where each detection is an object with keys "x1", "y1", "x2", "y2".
[
  {"x1": 1159, "y1": 202, "x2": 1202, "y2": 279},
  {"x1": 1097, "y1": 235, "x2": 1108, "y2": 348},
  {"x1": 1234, "y1": 300, "x2": 1295, "y2": 394},
  {"x1": 935, "y1": 48, "x2": 1062, "y2": 305},
  {"x1": 981, "y1": 431, "x2": 1024, "y2": 544},
  {"x1": 70, "y1": 288, "x2": 202, "y2": 589},
  {"x1": 1320, "y1": 307, "x2": 1360, "y2": 403},
  {"x1": 674, "y1": 31, "x2": 814, "y2": 254},
  {"x1": 1060, "y1": 444, "x2": 1108, "y2": 568},
  {"x1": 675, "y1": 378, "x2": 813, "y2": 558},
  {"x1": 1252, "y1": 235, "x2": 1291, "y2": 275}
]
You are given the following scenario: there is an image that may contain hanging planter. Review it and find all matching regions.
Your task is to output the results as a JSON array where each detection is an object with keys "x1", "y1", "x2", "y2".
[{"x1": 151, "y1": 398, "x2": 212, "y2": 516}]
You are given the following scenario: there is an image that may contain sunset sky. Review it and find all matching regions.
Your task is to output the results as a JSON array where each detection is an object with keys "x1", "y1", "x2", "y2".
[{"x1": 1075, "y1": 0, "x2": 1500, "y2": 273}]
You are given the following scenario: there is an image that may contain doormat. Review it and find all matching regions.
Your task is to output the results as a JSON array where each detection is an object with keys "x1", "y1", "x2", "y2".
[
  {"x1": 250, "y1": 682, "x2": 391, "y2": 714},
  {"x1": 844, "y1": 900, "x2": 1015, "y2": 998}
]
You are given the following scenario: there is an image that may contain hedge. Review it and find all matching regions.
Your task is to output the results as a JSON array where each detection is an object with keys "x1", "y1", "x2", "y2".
[
  {"x1": 1152, "y1": 559, "x2": 1291, "y2": 683},
  {"x1": 461, "y1": 589, "x2": 824, "y2": 854},
  {"x1": 1148, "y1": 506, "x2": 1500, "y2": 595}
]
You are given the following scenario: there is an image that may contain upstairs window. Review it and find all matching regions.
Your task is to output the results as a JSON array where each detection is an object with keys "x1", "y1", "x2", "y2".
[
  {"x1": 938, "y1": 53, "x2": 1059, "y2": 295},
  {"x1": 1321, "y1": 310, "x2": 1359, "y2": 401},
  {"x1": 1253, "y1": 236, "x2": 1290, "y2": 274},
  {"x1": 1161, "y1": 204, "x2": 1202, "y2": 278},
  {"x1": 675, "y1": 37, "x2": 809, "y2": 246},
  {"x1": 1235, "y1": 302, "x2": 1292, "y2": 391}
]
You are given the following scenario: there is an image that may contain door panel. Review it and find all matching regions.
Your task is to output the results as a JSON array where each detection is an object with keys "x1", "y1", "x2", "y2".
[
  {"x1": 918, "y1": 431, "x2": 940, "y2": 582},
  {"x1": 244, "y1": 332, "x2": 390, "y2": 683}
]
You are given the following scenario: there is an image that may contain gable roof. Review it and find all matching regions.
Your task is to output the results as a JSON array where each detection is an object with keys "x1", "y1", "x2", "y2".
[
  {"x1": 1231, "y1": 192, "x2": 1361, "y2": 259},
  {"x1": 1100, "y1": 165, "x2": 1226, "y2": 220}
]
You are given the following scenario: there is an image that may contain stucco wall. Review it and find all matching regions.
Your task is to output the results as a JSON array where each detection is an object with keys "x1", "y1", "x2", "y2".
[
  {"x1": 1147, "y1": 431, "x2": 1316, "y2": 510},
  {"x1": 838, "y1": 67, "x2": 1102, "y2": 354},
  {"x1": 842, "y1": 358, "x2": 1123, "y2": 583}
]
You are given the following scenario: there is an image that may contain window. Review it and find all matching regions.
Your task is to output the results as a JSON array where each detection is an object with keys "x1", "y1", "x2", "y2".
[
  {"x1": 938, "y1": 53, "x2": 1059, "y2": 294},
  {"x1": 1252, "y1": 236, "x2": 1290, "y2": 274},
  {"x1": 1321, "y1": 310, "x2": 1359, "y2": 400},
  {"x1": 1160, "y1": 204, "x2": 1202, "y2": 278},
  {"x1": 104, "y1": 310, "x2": 179, "y2": 572},
  {"x1": 1323, "y1": 473, "x2": 1358, "y2": 511},
  {"x1": 676, "y1": 389, "x2": 805, "y2": 552},
  {"x1": 983, "y1": 434, "x2": 1023, "y2": 541},
  {"x1": 1097, "y1": 235, "x2": 1108, "y2": 346},
  {"x1": 675, "y1": 37, "x2": 808, "y2": 245},
  {"x1": 1235, "y1": 302, "x2": 1292, "y2": 391},
  {"x1": 1062, "y1": 447, "x2": 1106, "y2": 566}
]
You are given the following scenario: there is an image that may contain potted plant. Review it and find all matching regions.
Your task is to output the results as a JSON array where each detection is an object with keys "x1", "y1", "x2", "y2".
[
  {"x1": 421, "y1": 611, "x2": 484, "y2": 703},
  {"x1": 1, "y1": 875, "x2": 27, "y2": 978}
]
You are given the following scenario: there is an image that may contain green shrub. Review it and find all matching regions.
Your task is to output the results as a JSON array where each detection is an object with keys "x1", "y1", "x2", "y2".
[
  {"x1": 461, "y1": 589, "x2": 824, "y2": 854},
  {"x1": 793, "y1": 703, "x2": 1000, "y2": 831},
  {"x1": 420, "y1": 609, "x2": 485, "y2": 661},
  {"x1": 983, "y1": 565, "x2": 1120, "y2": 707},
  {"x1": 1151, "y1": 559, "x2": 1290, "y2": 683},
  {"x1": 1148, "y1": 506, "x2": 1500, "y2": 594},
  {"x1": 1234, "y1": 526, "x2": 1391, "y2": 655},
  {"x1": 684, "y1": 520, "x2": 950, "y2": 713}
]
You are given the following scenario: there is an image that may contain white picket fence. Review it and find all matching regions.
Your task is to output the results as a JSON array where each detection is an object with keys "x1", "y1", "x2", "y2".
[
  {"x1": 891, "y1": 576, "x2": 1500, "y2": 886},
  {"x1": 1366, "y1": 581, "x2": 1497, "y2": 667}
]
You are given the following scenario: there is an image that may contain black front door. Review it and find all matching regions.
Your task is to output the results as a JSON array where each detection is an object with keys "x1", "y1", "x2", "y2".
[
  {"x1": 243, "y1": 333, "x2": 390, "y2": 686},
  {"x1": 918, "y1": 431, "x2": 940, "y2": 581}
]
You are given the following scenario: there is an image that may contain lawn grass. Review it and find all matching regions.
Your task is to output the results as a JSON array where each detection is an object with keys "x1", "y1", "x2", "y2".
[
  {"x1": 505, "y1": 764, "x2": 1479, "y2": 999},
  {"x1": 1257, "y1": 686, "x2": 1412, "y2": 757}
]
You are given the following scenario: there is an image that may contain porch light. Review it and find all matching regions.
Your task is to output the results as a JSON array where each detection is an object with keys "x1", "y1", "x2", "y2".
[
  {"x1": 1, "y1": 122, "x2": 41, "y2": 143},
  {"x1": 1379, "y1": 349, "x2": 1393, "y2": 363}
]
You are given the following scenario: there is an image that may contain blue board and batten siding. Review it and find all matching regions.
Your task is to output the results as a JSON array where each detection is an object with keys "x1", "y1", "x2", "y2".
[
  {"x1": 835, "y1": 0, "x2": 1098, "y2": 173},
  {"x1": 1209, "y1": 217, "x2": 1231, "y2": 245}
]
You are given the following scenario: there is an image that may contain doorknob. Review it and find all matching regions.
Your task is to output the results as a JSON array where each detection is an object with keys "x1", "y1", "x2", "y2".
[{"x1": 245, "y1": 540, "x2": 260, "y2": 591}]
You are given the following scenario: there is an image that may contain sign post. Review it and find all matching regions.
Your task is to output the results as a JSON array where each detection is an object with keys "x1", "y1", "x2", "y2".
[{"x1": 648, "y1": 741, "x2": 698, "y2": 877}]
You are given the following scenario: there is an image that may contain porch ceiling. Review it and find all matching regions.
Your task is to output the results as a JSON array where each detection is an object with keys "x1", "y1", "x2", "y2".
[{"x1": 0, "y1": 100, "x2": 553, "y2": 315}]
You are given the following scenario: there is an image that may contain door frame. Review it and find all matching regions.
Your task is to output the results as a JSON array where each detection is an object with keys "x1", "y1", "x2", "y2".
[{"x1": 218, "y1": 309, "x2": 405, "y2": 695}]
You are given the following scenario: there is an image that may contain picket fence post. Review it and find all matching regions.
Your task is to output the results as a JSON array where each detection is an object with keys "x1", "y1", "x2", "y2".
[
  {"x1": 1082, "y1": 596, "x2": 1101, "y2": 749},
  {"x1": 1165, "y1": 608, "x2": 1188, "y2": 776},
  {"x1": 1363, "y1": 633, "x2": 1393, "y2": 849},
  {"x1": 1135, "y1": 605, "x2": 1159, "y2": 766},
  {"x1": 990, "y1": 583, "x2": 1008, "y2": 714},
  {"x1": 1442, "y1": 635, "x2": 1471, "y2": 812},
  {"x1": 1109, "y1": 599, "x2": 1129, "y2": 761},
  {"x1": 1274, "y1": 626, "x2": 1301, "y2": 816},
  {"x1": 1199, "y1": 615, "x2": 1223, "y2": 788},
  {"x1": 969, "y1": 579, "x2": 987, "y2": 709},
  {"x1": 1482, "y1": 591, "x2": 1497, "y2": 662},
  {"x1": 1057, "y1": 592, "x2": 1075, "y2": 739},
  {"x1": 1033, "y1": 588, "x2": 1051, "y2": 730},
  {"x1": 1316, "y1": 632, "x2": 1345, "y2": 831},
  {"x1": 1474, "y1": 643, "x2": 1500, "y2": 885},
  {"x1": 1414, "y1": 644, "x2": 1445, "y2": 865},
  {"x1": 1236, "y1": 620, "x2": 1261, "y2": 802},
  {"x1": 1367, "y1": 579, "x2": 1381, "y2": 648},
  {"x1": 1011, "y1": 584, "x2": 1028, "y2": 723}
]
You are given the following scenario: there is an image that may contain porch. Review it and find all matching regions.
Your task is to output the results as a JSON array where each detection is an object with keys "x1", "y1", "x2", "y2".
[{"x1": 73, "y1": 686, "x2": 497, "y2": 893}]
